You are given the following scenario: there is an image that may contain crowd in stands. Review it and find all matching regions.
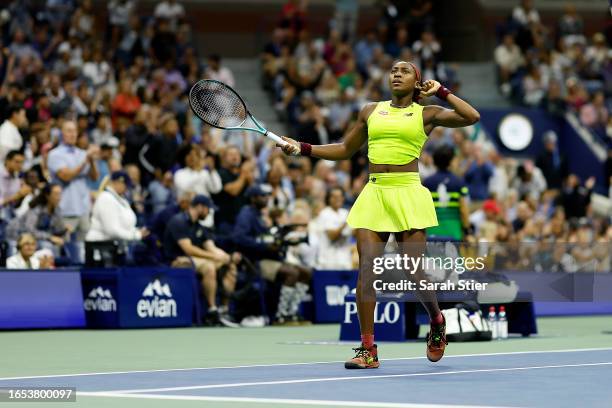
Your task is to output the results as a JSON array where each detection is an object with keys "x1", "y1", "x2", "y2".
[
  {"x1": 493, "y1": 0, "x2": 611, "y2": 147},
  {"x1": 261, "y1": 0, "x2": 610, "y2": 273},
  {"x1": 0, "y1": 1, "x2": 609, "y2": 325}
]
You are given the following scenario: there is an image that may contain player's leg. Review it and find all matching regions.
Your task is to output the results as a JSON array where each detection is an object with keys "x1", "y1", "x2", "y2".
[
  {"x1": 394, "y1": 229, "x2": 447, "y2": 362},
  {"x1": 345, "y1": 228, "x2": 389, "y2": 369}
]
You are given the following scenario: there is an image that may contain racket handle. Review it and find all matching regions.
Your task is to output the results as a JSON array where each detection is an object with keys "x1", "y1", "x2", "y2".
[{"x1": 266, "y1": 131, "x2": 287, "y2": 146}]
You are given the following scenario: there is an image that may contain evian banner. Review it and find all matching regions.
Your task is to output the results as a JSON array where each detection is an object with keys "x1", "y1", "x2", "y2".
[{"x1": 81, "y1": 267, "x2": 193, "y2": 328}]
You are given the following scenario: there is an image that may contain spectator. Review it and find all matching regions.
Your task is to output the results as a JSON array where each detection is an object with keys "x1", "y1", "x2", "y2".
[
  {"x1": 313, "y1": 187, "x2": 353, "y2": 269},
  {"x1": 111, "y1": 77, "x2": 141, "y2": 129},
  {"x1": 204, "y1": 54, "x2": 235, "y2": 87},
  {"x1": 558, "y1": 3, "x2": 584, "y2": 47},
  {"x1": 0, "y1": 150, "x2": 29, "y2": 212},
  {"x1": 86, "y1": 171, "x2": 147, "y2": 242},
  {"x1": 464, "y1": 147, "x2": 494, "y2": 201},
  {"x1": 233, "y1": 185, "x2": 311, "y2": 324},
  {"x1": 82, "y1": 46, "x2": 113, "y2": 89},
  {"x1": 6, "y1": 183, "x2": 68, "y2": 257},
  {"x1": 164, "y1": 195, "x2": 240, "y2": 326},
  {"x1": 154, "y1": 0, "x2": 185, "y2": 30},
  {"x1": 47, "y1": 120, "x2": 99, "y2": 254},
  {"x1": 0, "y1": 104, "x2": 28, "y2": 164},
  {"x1": 14, "y1": 168, "x2": 44, "y2": 218},
  {"x1": 412, "y1": 30, "x2": 441, "y2": 64},
  {"x1": 512, "y1": 200, "x2": 532, "y2": 233},
  {"x1": 174, "y1": 144, "x2": 222, "y2": 198},
  {"x1": 90, "y1": 113, "x2": 115, "y2": 146},
  {"x1": 522, "y1": 64, "x2": 547, "y2": 106},
  {"x1": 142, "y1": 115, "x2": 180, "y2": 175},
  {"x1": 536, "y1": 131, "x2": 567, "y2": 190},
  {"x1": 88, "y1": 141, "x2": 117, "y2": 191},
  {"x1": 558, "y1": 174, "x2": 594, "y2": 219},
  {"x1": 512, "y1": 0, "x2": 540, "y2": 28},
  {"x1": 151, "y1": 18, "x2": 177, "y2": 65},
  {"x1": 424, "y1": 145, "x2": 471, "y2": 240},
  {"x1": 513, "y1": 160, "x2": 547, "y2": 200},
  {"x1": 6, "y1": 233, "x2": 53, "y2": 269},
  {"x1": 148, "y1": 170, "x2": 175, "y2": 216},
  {"x1": 494, "y1": 34, "x2": 524, "y2": 96},
  {"x1": 580, "y1": 91, "x2": 608, "y2": 131},
  {"x1": 212, "y1": 146, "x2": 256, "y2": 232},
  {"x1": 265, "y1": 158, "x2": 294, "y2": 212},
  {"x1": 542, "y1": 80, "x2": 567, "y2": 117},
  {"x1": 354, "y1": 30, "x2": 381, "y2": 75}
]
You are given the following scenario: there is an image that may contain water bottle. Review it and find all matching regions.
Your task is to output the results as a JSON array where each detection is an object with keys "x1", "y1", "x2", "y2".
[
  {"x1": 488, "y1": 306, "x2": 498, "y2": 340},
  {"x1": 498, "y1": 306, "x2": 508, "y2": 340}
]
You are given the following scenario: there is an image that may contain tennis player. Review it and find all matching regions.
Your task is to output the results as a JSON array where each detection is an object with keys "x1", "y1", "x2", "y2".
[{"x1": 278, "y1": 60, "x2": 480, "y2": 368}]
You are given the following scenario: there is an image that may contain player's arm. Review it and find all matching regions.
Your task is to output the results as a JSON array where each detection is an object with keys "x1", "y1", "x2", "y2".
[
  {"x1": 421, "y1": 80, "x2": 480, "y2": 132},
  {"x1": 278, "y1": 103, "x2": 375, "y2": 160}
]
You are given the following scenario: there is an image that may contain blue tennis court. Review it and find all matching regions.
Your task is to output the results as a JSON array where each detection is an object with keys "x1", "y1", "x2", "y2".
[{"x1": 2, "y1": 347, "x2": 611, "y2": 408}]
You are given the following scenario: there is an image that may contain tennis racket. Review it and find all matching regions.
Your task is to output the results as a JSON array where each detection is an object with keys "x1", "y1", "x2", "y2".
[{"x1": 189, "y1": 79, "x2": 288, "y2": 147}]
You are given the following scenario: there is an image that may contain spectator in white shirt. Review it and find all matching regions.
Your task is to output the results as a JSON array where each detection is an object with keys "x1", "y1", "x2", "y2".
[
  {"x1": 154, "y1": 0, "x2": 185, "y2": 30},
  {"x1": 512, "y1": 0, "x2": 540, "y2": 27},
  {"x1": 204, "y1": 54, "x2": 235, "y2": 87},
  {"x1": 6, "y1": 233, "x2": 53, "y2": 269},
  {"x1": 174, "y1": 144, "x2": 222, "y2": 198},
  {"x1": 0, "y1": 104, "x2": 28, "y2": 164},
  {"x1": 82, "y1": 47, "x2": 112, "y2": 89},
  {"x1": 314, "y1": 187, "x2": 353, "y2": 270},
  {"x1": 494, "y1": 34, "x2": 524, "y2": 95},
  {"x1": 86, "y1": 171, "x2": 149, "y2": 242}
]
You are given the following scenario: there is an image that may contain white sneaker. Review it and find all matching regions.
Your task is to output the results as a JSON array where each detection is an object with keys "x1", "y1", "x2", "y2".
[{"x1": 240, "y1": 315, "x2": 266, "y2": 328}]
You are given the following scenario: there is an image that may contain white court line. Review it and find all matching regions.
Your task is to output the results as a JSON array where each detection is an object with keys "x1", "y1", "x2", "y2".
[
  {"x1": 101, "y1": 362, "x2": 612, "y2": 394},
  {"x1": 1, "y1": 347, "x2": 611, "y2": 382},
  {"x1": 77, "y1": 392, "x2": 516, "y2": 408}
]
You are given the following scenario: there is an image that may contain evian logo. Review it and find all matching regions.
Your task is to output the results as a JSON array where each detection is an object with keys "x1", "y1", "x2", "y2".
[
  {"x1": 137, "y1": 279, "x2": 177, "y2": 318},
  {"x1": 84, "y1": 286, "x2": 116, "y2": 312}
]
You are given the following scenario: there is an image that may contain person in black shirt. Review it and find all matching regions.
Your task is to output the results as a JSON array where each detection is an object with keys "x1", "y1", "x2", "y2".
[
  {"x1": 536, "y1": 131, "x2": 567, "y2": 191},
  {"x1": 212, "y1": 146, "x2": 255, "y2": 233},
  {"x1": 558, "y1": 174, "x2": 594, "y2": 219},
  {"x1": 233, "y1": 185, "x2": 312, "y2": 325},
  {"x1": 164, "y1": 195, "x2": 241, "y2": 326}
]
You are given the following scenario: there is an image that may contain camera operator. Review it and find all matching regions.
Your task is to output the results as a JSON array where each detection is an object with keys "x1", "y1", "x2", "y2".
[{"x1": 233, "y1": 184, "x2": 311, "y2": 325}]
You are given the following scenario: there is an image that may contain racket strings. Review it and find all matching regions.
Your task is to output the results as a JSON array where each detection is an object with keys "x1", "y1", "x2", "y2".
[{"x1": 190, "y1": 80, "x2": 248, "y2": 128}]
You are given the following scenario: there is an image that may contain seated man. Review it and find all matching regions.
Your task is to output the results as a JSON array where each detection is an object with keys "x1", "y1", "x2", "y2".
[
  {"x1": 6, "y1": 233, "x2": 53, "y2": 269},
  {"x1": 164, "y1": 195, "x2": 240, "y2": 327},
  {"x1": 233, "y1": 185, "x2": 312, "y2": 325}
]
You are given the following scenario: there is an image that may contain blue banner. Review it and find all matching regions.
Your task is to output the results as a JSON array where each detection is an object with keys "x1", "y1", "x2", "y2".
[
  {"x1": 0, "y1": 270, "x2": 86, "y2": 329},
  {"x1": 340, "y1": 294, "x2": 406, "y2": 342},
  {"x1": 81, "y1": 267, "x2": 194, "y2": 328},
  {"x1": 312, "y1": 270, "x2": 358, "y2": 323}
]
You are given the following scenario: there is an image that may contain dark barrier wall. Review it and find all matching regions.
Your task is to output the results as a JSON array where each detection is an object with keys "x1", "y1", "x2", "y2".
[
  {"x1": 0, "y1": 270, "x2": 86, "y2": 329},
  {"x1": 478, "y1": 108, "x2": 607, "y2": 193}
]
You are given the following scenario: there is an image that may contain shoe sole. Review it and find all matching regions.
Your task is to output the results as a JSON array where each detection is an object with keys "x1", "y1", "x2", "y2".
[
  {"x1": 427, "y1": 349, "x2": 445, "y2": 362},
  {"x1": 344, "y1": 362, "x2": 380, "y2": 369},
  {"x1": 219, "y1": 316, "x2": 241, "y2": 328}
]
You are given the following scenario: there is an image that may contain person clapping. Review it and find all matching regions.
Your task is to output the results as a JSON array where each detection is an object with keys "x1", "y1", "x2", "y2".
[{"x1": 86, "y1": 171, "x2": 148, "y2": 242}]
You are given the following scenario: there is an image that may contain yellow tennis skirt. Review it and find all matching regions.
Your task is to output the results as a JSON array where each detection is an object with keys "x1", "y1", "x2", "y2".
[{"x1": 347, "y1": 172, "x2": 438, "y2": 232}]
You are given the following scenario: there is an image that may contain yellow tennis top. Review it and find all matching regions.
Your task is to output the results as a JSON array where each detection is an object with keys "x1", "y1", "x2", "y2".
[{"x1": 366, "y1": 101, "x2": 427, "y2": 165}]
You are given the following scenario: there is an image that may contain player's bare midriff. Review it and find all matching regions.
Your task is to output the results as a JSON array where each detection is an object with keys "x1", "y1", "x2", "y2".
[{"x1": 368, "y1": 160, "x2": 419, "y2": 173}]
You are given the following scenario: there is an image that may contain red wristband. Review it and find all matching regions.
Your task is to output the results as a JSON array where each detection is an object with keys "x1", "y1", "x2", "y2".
[
  {"x1": 436, "y1": 86, "x2": 451, "y2": 101},
  {"x1": 299, "y1": 142, "x2": 312, "y2": 157}
]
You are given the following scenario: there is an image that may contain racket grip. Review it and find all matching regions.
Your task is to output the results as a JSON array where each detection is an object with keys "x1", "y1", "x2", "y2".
[{"x1": 266, "y1": 131, "x2": 287, "y2": 146}]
